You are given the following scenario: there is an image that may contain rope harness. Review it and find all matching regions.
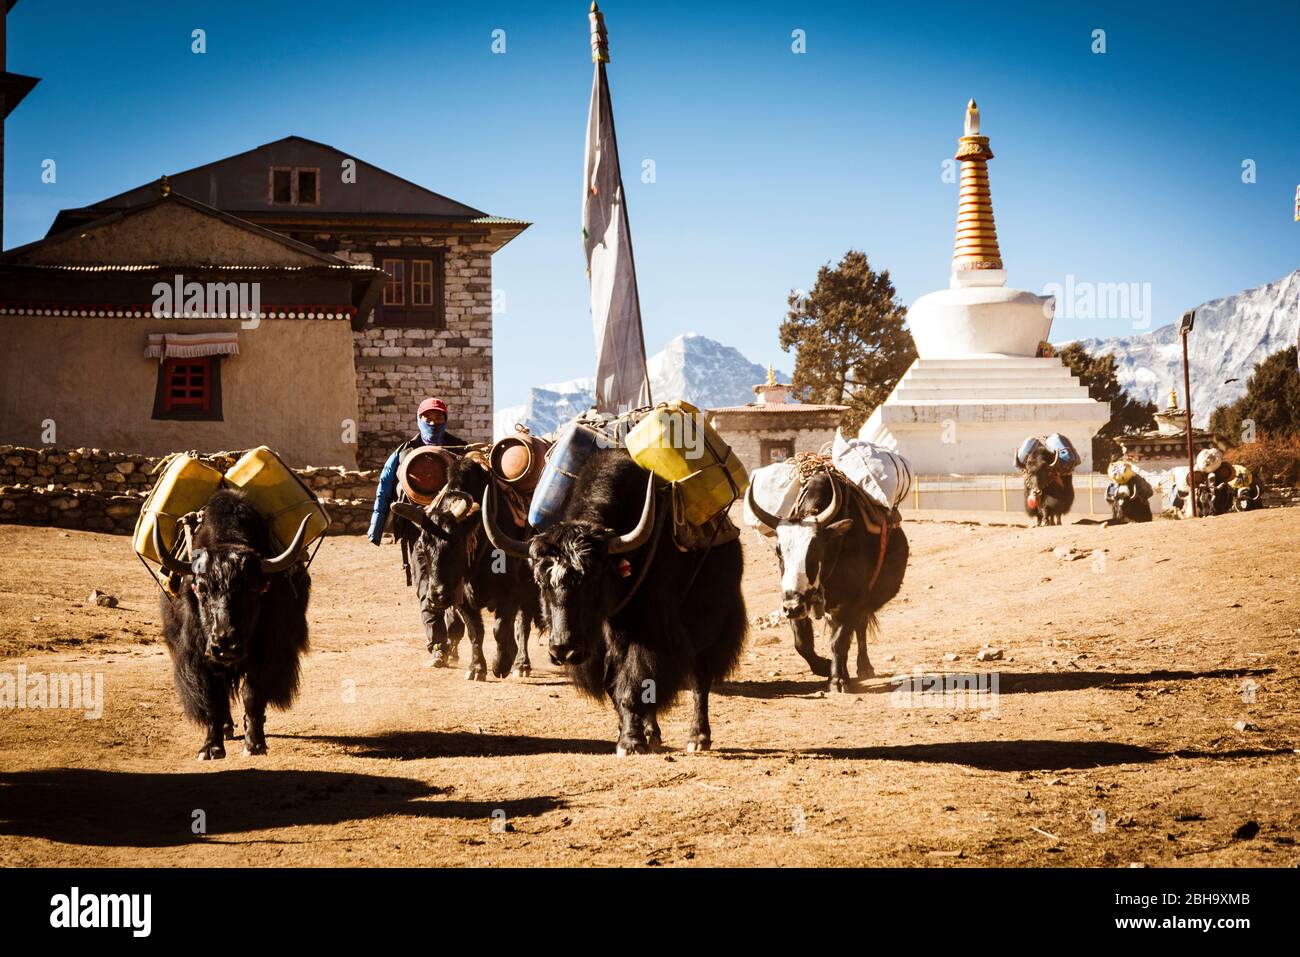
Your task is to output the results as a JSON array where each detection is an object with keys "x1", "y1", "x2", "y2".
[{"x1": 786, "y1": 452, "x2": 894, "y2": 596}]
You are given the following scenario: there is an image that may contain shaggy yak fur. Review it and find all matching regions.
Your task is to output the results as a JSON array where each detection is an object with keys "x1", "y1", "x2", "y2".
[
  {"x1": 160, "y1": 489, "x2": 311, "y2": 760},
  {"x1": 525, "y1": 449, "x2": 746, "y2": 755},
  {"x1": 1022, "y1": 447, "x2": 1076, "y2": 526}
]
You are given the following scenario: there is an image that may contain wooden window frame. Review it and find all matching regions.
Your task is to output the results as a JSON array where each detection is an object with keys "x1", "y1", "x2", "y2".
[
  {"x1": 373, "y1": 249, "x2": 445, "y2": 327},
  {"x1": 410, "y1": 258, "x2": 435, "y2": 307},
  {"x1": 152, "y1": 356, "x2": 224, "y2": 421},
  {"x1": 269, "y1": 166, "x2": 293, "y2": 205},
  {"x1": 267, "y1": 166, "x2": 320, "y2": 207},
  {"x1": 294, "y1": 167, "x2": 320, "y2": 207},
  {"x1": 382, "y1": 258, "x2": 406, "y2": 306}
]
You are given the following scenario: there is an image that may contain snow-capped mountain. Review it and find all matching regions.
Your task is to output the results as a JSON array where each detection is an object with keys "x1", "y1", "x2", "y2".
[
  {"x1": 1072, "y1": 270, "x2": 1299, "y2": 427},
  {"x1": 494, "y1": 334, "x2": 788, "y2": 439}
]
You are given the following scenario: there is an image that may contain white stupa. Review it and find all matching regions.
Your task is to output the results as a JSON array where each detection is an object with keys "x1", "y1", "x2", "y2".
[{"x1": 860, "y1": 100, "x2": 1110, "y2": 473}]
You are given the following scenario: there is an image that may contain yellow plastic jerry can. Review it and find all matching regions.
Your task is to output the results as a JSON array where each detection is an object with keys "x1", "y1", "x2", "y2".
[
  {"x1": 224, "y1": 447, "x2": 330, "y2": 552},
  {"x1": 624, "y1": 401, "x2": 749, "y2": 525},
  {"x1": 132, "y1": 453, "x2": 227, "y2": 565}
]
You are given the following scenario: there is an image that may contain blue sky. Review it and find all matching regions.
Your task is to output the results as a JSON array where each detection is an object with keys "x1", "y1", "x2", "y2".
[{"x1": 6, "y1": 0, "x2": 1299, "y2": 407}]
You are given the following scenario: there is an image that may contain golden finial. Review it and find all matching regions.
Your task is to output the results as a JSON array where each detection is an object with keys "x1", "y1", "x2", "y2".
[
  {"x1": 590, "y1": 2, "x2": 609, "y2": 63},
  {"x1": 767, "y1": 363, "x2": 775, "y2": 386},
  {"x1": 1167, "y1": 386, "x2": 1178, "y2": 411},
  {"x1": 160, "y1": 175, "x2": 171, "y2": 197},
  {"x1": 952, "y1": 98, "x2": 1001, "y2": 275}
]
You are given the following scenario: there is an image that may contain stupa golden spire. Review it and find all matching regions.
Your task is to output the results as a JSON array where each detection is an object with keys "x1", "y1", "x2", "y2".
[{"x1": 952, "y1": 99, "x2": 1003, "y2": 274}]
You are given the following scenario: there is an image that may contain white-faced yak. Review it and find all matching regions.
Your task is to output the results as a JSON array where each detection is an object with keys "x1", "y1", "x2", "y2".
[{"x1": 744, "y1": 468, "x2": 909, "y2": 692}]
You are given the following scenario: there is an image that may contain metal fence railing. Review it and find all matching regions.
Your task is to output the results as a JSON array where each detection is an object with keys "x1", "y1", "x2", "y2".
[{"x1": 897, "y1": 473, "x2": 1113, "y2": 514}]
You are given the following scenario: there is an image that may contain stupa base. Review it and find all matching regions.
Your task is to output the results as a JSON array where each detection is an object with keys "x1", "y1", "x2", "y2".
[{"x1": 859, "y1": 357, "x2": 1111, "y2": 474}]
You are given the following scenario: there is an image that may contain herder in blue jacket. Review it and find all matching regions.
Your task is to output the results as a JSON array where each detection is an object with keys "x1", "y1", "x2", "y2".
[
  {"x1": 367, "y1": 396, "x2": 467, "y2": 666},
  {"x1": 367, "y1": 396, "x2": 465, "y2": 544}
]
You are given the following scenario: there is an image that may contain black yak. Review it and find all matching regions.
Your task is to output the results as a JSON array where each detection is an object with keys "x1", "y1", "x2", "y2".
[
  {"x1": 1022, "y1": 445, "x2": 1076, "y2": 526},
  {"x1": 483, "y1": 449, "x2": 747, "y2": 755},
  {"x1": 155, "y1": 489, "x2": 312, "y2": 760},
  {"x1": 390, "y1": 453, "x2": 542, "y2": 680},
  {"x1": 1105, "y1": 463, "x2": 1154, "y2": 524},
  {"x1": 744, "y1": 469, "x2": 909, "y2": 691}
]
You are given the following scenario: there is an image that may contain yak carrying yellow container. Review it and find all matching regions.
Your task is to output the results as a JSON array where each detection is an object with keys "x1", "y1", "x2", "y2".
[
  {"x1": 224, "y1": 446, "x2": 330, "y2": 552},
  {"x1": 132, "y1": 453, "x2": 227, "y2": 565},
  {"x1": 625, "y1": 401, "x2": 749, "y2": 525}
]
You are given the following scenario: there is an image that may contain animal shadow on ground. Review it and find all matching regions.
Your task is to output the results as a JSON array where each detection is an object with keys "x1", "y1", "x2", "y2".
[
  {"x1": 293, "y1": 729, "x2": 612, "y2": 760},
  {"x1": 712, "y1": 740, "x2": 1290, "y2": 772},
  {"x1": 719, "y1": 678, "x2": 830, "y2": 699},
  {"x1": 726, "y1": 667, "x2": 1275, "y2": 698},
  {"x1": 0, "y1": 767, "x2": 565, "y2": 847},
  {"x1": 880, "y1": 667, "x2": 1274, "y2": 696}
]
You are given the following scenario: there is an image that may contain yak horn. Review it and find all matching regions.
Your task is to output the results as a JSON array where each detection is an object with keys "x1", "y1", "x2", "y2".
[
  {"x1": 608, "y1": 471, "x2": 658, "y2": 555},
  {"x1": 152, "y1": 521, "x2": 193, "y2": 577},
  {"x1": 482, "y1": 484, "x2": 530, "y2": 559},
  {"x1": 813, "y1": 477, "x2": 841, "y2": 526},
  {"x1": 1051, "y1": 449, "x2": 1061, "y2": 467},
  {"x1": 744, "y1": 483, "x2": 782, "y2": 529},
  {"x1": 260, "y1": 515, "x2": 312, "y2": 575},
  {"x1": 391, "y1": 501, "x2": 450, "y2": 541}
]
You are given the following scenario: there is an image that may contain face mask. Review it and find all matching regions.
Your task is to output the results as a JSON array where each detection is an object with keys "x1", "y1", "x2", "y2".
[{"x1": 418, "y1": 418, "x2": 445, "y2": 445}]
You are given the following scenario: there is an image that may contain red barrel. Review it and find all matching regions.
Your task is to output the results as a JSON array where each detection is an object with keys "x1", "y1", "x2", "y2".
[
  {"x1": 489, "y1": 431, "x2": 552, "y2": 494},
  {"x1": 398, "y1": 446, "x2": 452, "y2": 505}
]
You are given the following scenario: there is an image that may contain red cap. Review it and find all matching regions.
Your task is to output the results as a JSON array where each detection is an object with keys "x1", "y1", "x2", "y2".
[{"x1": 417, "y1": 397, "x2": 448, "y2": 416}]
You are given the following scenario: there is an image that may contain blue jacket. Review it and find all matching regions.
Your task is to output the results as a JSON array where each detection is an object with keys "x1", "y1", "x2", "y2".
[{"x1": 366, "y1": 430, "x2": 466, "y2": 544}]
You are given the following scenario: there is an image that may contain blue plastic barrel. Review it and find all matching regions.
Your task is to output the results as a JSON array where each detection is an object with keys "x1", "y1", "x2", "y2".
[
  {"x1": 527, "y1": 422, "x2": 606, "y2": 530},
  {"x1": 1015, "y1": 436, "x2": 1043, "y2": 469},
  {"x1": 1044, "y1": 433, "x2": 1080, "y2": 472}
]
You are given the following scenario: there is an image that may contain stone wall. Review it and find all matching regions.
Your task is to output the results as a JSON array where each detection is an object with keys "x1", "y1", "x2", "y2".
[
  {"x1": 715, "y1": 426, "x2": 840, "y2": 475},
  {"x1": 333, "y1": 234, "x2": 494, "y2": 466},
  {"x1": 0, "y1": 446, "x2": 379, "y2": 536}
]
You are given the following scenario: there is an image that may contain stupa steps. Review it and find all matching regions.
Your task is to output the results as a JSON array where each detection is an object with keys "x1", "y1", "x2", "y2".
[
  {"x1": 893, "y1": 385, "x2": 1093, "y2": 400},
  {"x1": 881, "y1": 396, "x2": 1102, "y2": 407},
  {"x1": 902, "y1": 371, "x2": 1078, "y2": 385},
  {"x1": 907, "y1": 357, "x2": 1074, "y2": 370}
]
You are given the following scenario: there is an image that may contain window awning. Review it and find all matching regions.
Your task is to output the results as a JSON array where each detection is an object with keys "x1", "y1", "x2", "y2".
[{"x1": 143, "y1": 331, "x2": 240, "y2": 360}]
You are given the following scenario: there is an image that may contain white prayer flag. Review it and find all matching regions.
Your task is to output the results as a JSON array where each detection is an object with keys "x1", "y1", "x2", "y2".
[{"x1": 581, "y1": 17, "x2": 651, "y2": 415}]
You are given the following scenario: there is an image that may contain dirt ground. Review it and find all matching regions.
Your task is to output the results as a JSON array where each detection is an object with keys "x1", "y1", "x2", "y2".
[{"x1": 0, "y1": 507, "x2": 1297, "y2": 867}]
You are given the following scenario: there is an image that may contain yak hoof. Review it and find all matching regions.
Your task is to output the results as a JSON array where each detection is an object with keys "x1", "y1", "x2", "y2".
[
  {"x1": 513, "y1": 666, "x2": 532, "y2": 679},
  {"x1": 465, "y1": 668, "x2": 487, "y2": 682},
  {"x1": 242, "y1": 742, "x2": 267, "y2": 756},
  {"x1": 805, "y1": 657, "x2": 832, "y2": 678},
  {"x1": 615, "y1": 740, "x2": 651, "y2": 756},
  {"x1": 828, "y1": 678, "x2": 851, "y2": 694},
  {"x1": 686, "y1": 739, "x2": 711, "y2": 753},
  {"x1": 856, "y1": 662, "x2": 876, "y2": 679},
  {"x1": 222, "y1": 722, "x2": 237, "y2": 741},
  {"x1": 197, "y1": 744, "x2": 226, "y2": 761}
]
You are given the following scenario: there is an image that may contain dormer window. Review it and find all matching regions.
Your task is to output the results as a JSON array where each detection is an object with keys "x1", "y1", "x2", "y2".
[{"x1": 268, "y1": 167, "x2": 320, "y2": 206}]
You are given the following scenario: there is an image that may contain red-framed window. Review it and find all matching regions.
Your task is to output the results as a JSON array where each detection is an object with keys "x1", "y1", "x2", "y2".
[
  {"x1": 162, "y1": 359, "x2": 211, "y2": 411},
  {"x1": 153, "y1": 357, "x2": 223, "y2": 421}
]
